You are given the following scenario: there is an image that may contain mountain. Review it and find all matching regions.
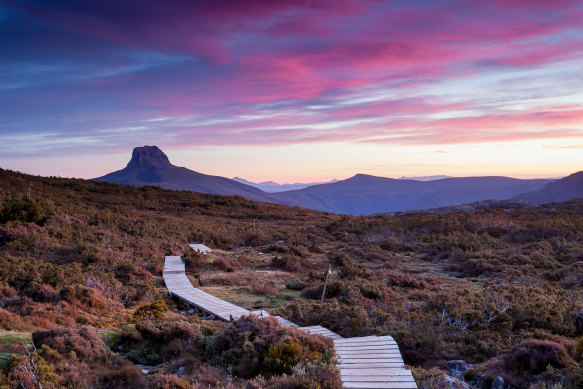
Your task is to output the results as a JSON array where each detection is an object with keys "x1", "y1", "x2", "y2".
[
  {"x1": 94, "y1": 146, "x2": 559, "y2": 215},
  {"x1": 93, "y1": 146, "x2": 275, "y2": 202},
  {"x1": 272, "y1": 174, "x2": 554, "y2": 215},
  {"x1": 232, "y1": 177, "x2": 338, "y2": 192},
  {"x1": 513, "y1": 171, "x2": 583, "y2": 204},
  {"x1": 399, "y1": 175, "x2": 452, "y2": 181}
]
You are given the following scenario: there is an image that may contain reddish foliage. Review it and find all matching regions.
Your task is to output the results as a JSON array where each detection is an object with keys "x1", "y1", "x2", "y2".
[
  {"x1": 505, "y1": 339, "x2": 573, "y2": 374},
  {"x1": 32, "y1": 326, "x2": 108, "y2": 361}
]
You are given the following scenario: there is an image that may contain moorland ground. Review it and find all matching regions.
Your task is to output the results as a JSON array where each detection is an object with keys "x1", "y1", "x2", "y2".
[{"x1": 1, "y1": 167, "x2": 583, "y2": 388}]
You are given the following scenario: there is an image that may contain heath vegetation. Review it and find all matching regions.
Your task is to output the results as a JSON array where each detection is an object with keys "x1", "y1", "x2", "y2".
[{"x1": 1, "y1": 167, "x2": 583, "y2": 388}]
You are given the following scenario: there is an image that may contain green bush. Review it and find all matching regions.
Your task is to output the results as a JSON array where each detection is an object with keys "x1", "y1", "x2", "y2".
[
  {"x1": 125, "y1": 347, "x2": 162, "y2": 365},
  {"x1": 0, "y1": 197, "x2": 55, "y2": 225},
  {"x1": 285, "y1": 279, "x2": 305, "y2": 290}
]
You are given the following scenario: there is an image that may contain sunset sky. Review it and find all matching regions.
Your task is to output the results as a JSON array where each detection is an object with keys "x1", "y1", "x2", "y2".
[{"x1": 1, "y1": 0, "x2": 583, "y2": 182}]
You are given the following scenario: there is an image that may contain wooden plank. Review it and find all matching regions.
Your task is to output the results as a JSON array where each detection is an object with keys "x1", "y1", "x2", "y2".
[
  {"x1": 339, "y1": 356, "x2": 404, "y2": 361},
  {"x1": 338, "y1": 353, "x2": 404, "y2": 358},
  {"x1": 334, "y1": 336, "x2": 379, "y2": 343},
  {"x1": 339, "y1": 361, "x2": 405, "y2": 370},
  {"x1": 338, "y1": 335, "x2": 394, "y2": 342},
  {"x1": 341, "y1": 368, "x2": 414, "y2": 376},
  {"x1": 342, "y1": 382, "x2": 417, "y2": 389},
  {"x1": 336, "y1": 343, "x2": 399, "y2": 350},
  {"x1": 341, "y1": 375, "x2": 415, "y2": 382},
  {"x1": 336, "y1": 347, "x2": 401, "y2": 353},
  {"x1": 340, "y1": 358, "x2": 405, "y2": 364},
  {"x1": 336, "y1": 342, "x2": 399, "y2": 348},
  {"x1": 335, "y1": 339, "x2": 397, "y2": 345}
]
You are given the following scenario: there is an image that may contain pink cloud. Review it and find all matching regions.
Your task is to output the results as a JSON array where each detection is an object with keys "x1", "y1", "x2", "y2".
[{"x1": 3, "y1": 0, "x2": 583, "y2": 160}]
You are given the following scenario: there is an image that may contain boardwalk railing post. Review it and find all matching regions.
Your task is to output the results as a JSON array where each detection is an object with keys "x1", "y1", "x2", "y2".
[{"x1": 320, "y1": 264, "x2": 332, "y2": 305}]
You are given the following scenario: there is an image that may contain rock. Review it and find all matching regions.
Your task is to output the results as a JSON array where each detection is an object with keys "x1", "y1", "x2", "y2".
[
  {"x1": 447, "y1": 360, "x2": 471, "y2": 381},
  {"x1": 173, "y1": 366, "x2": 185, "y2": 377},
  {"x1": 491, "y1": 376, "x2": 504, "y2": 389},
  {"x1": 443, "y1": 374, "x2": 471, "y2": 389},
  {"x1": 137, "y1": 364, "x2": 154, "y2": 375}
]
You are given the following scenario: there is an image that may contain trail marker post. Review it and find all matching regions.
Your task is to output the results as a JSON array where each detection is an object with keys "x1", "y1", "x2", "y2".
[{"x1": 320, "y1": 264, "x2": 332, "y2": 305}]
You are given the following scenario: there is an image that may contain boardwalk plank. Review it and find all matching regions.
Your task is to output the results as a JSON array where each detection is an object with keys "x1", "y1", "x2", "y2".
[
  {"x1": 341, "y1": 368, "x2": 413, "y2": 376},
  {"x1": 342, "y1": 382, "x2": 417, "y2": 389},
  {"x1": 341, "y1": 376, "x2": 415, "y2": 382},
  {"x1": 341, "y1": 361, "x2": 405, "y2": 366}
]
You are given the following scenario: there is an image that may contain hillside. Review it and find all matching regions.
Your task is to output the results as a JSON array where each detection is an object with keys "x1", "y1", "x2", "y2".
[
  {"x1": 1, "y1": 168, "x2": 583, "y2": 388},
  {"x1": 93, "y1": 145, "x2": 275, "y2": 203},
  {"x1": 272, "y1": 174, "x2": 553, "y2": 215},
  {"x1": 514, "y1": 171, "x2": 583, "y2": 204}
]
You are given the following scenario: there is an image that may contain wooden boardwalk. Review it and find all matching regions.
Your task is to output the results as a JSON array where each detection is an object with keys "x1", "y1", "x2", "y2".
[
  {"x1": 335, "y1": 336, "x2": 416, "y2": 388},
  {"x1": 163, "y1": 255, "x2": 416, "y2": 388},
  {"x1": 163, "y1": 256, "x2": 250, "y2": 321}
]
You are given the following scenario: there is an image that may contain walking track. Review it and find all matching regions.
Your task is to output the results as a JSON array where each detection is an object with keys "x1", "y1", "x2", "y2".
[{"x1": 163, "y1": 255, "x2": 417, "y2": 388}]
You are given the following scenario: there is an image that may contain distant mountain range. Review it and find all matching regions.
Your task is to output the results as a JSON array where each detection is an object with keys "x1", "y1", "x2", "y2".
[
  {"x1": 232, "y1": 177, "x2": 338, "y2": 192},
  {"x1": 271, "y1": 174, "x2": 553, "y2": 215},
  {"x1": 93, "y1": 146, "x2": 583, "y2": 215}
]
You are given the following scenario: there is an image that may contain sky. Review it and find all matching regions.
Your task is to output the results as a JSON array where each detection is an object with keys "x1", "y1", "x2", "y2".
[{"x1": 1, "y1": 0, "x2": 583, "y2": 183}]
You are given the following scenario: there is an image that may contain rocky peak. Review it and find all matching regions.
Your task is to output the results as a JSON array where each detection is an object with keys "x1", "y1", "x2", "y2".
[{"x1": 126, "y1": 146, "x2": 172, "y2": 169}]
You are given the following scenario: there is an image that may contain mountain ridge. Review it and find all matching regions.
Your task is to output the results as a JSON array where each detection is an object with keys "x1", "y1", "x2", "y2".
[
  {"x1": 271, "y1": 174, "x2": 554, "y2": 215},
  {"x1": 91, "y1": 146, "x2": 583, "y2": 215}
]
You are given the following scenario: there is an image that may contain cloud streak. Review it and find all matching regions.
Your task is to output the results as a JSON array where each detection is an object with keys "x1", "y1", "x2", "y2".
[{"x1": 1, "y1": 0, "x2": 583, "y2": 177}]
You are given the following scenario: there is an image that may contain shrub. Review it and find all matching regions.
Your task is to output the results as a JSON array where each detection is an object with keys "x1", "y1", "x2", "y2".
[
  {"x1": 7, "y1": 351, "x2": 61, "y2": 389},
  {"x1": 505, "y1": 339, "x2": 572, "y2": 374},
  {"x1": 271, "y1": 256, "x2": 306, "y2": 272},
  {"x1": 265, "y1": 342, "x2": 303, "y2": 374},
  {"x1": 0, "y1": 197, "x2": 55, "y2": 225},
  {"x1": 148, "y1": 373, "x2": 192, "y2": 389},
  {"x1": 255, "y1": 363, "x2": 341, "y2": 389},
  {"x1": 206, "y1": 315, "x2": 335, "y2": 379},
  {"x1": 133, "y1": 300, "x2": 168, "y2": 331},
  {"x1": 125, "y1": 347, "x2": 162, "y2": 365},
  {"x1": 94, "y1": 356, "x2": 148, "y2": 389},
  {"x1": 181, "y1": 250, "x2": 205, "y2": 274},
  {"x1": 285, "y1": 279, "x2": 305, "y2": 290},
  {"x1": 252, "y1": 281, "x2": 278, "y2": 296},
  {"x1": 213, "y1": 257, "x2": 236, "y2": 272},
  {"x1": 32, "y1": 327, "x2": 108, "y2": 361},
  {"x1": 59, "y1": 285, "x2": 107, "y2": 310},
  {"x1": 24, "y1": 284, "x2": 60, "y2": 303}
]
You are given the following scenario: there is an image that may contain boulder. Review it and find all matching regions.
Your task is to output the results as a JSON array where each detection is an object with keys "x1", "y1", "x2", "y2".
[
  {"x1": 443, "y1": 374, "x2": 472, "y2": 389},
  {"x1": 448, "y1": 360, "x2": 471, "y2": 381},
  {"x1": 491, "y1": 376, "x2": 504, "y2": 389}
]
